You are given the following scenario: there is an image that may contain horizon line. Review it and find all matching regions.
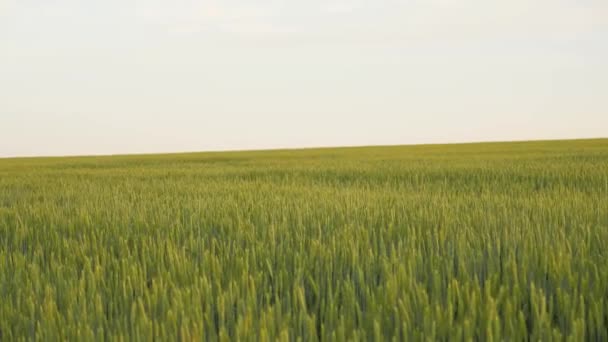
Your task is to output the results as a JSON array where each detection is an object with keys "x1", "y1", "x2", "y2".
[{"x1": 1, "y1": 136, "x2": 606, "y2": 161}]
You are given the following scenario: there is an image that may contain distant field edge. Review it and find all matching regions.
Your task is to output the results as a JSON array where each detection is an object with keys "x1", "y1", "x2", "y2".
[{"x1": 1, "y1": 137, "x2": 606, "y2": 161}]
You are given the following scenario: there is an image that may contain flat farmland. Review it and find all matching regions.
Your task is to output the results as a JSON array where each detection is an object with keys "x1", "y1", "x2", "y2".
[{"x1": 1, "y1": 139, "x2": 607, "y2": 340}]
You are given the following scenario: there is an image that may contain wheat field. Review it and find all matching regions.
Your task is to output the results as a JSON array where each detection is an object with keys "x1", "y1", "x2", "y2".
[{"x1": 1, "y1": 139, "x2": 607, "y2": 340}]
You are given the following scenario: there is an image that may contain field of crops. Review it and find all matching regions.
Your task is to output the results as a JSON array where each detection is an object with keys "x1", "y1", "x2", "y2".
[{"x1": 1, "y1": 139, "x2": 607, "y2": 340}]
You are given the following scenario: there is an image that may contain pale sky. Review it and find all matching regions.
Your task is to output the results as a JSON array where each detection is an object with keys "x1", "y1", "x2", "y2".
[{"x1": 1, "y1": 0, "x2": 607, "y2": 157}]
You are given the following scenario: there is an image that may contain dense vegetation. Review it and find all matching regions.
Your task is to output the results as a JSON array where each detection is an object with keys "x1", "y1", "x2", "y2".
[{"x1": 1, "y1": 139, "x2": 607, "y2": 340}]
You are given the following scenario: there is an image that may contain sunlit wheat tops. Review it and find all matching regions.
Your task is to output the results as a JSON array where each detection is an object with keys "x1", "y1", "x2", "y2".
[{"x1": 1, "y1": 139, "x2": 607, "y2": 340}]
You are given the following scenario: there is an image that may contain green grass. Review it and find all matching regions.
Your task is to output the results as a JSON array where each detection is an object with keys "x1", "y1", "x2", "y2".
[{"x1": 1, "y1": 138, "x2": 607, "y2": 340}]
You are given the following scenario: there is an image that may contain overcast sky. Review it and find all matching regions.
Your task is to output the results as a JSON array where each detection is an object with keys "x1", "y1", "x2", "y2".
[{"x1": 1, "y1": 0, "x2": 607, "y2": 157}]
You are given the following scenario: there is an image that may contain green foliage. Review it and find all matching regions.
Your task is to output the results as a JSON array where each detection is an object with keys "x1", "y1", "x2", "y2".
[{"x1": 1, "y1": 139, "x2": 607, "y2": 340}]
